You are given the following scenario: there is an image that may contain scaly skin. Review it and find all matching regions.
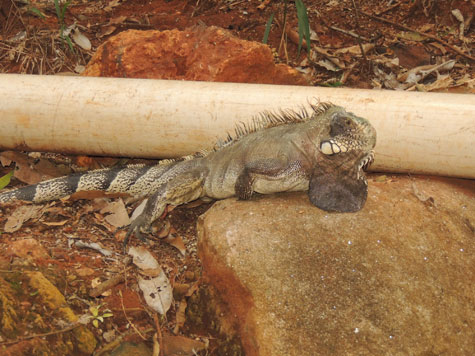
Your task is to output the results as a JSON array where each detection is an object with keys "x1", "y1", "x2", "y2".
[{"x1": 0, "y1": 103, "x2": 376, "y2": 244}]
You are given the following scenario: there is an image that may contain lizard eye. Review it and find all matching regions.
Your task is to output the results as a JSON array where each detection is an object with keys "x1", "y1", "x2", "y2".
[{"x1": 330, "y1": 114, "x2": 355, "y2": 137}]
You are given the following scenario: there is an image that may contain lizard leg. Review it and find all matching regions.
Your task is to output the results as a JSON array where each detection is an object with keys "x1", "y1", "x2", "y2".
[
  {"x1": 235, "y1": 159, "x2": 301, "y2": 200},
  {"x1": 124, "y1": 171, "x2": 205, "y2": 249}
]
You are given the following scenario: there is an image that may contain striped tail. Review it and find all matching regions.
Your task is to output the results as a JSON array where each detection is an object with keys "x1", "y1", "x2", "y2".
[{"x1": 0, "y1": 163, "x2": 174, "y2": 204}]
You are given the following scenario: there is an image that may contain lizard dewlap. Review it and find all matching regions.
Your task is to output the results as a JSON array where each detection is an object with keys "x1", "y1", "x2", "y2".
[{"x1": 0, "y1": 103, "x2": 376, "y2": 242}]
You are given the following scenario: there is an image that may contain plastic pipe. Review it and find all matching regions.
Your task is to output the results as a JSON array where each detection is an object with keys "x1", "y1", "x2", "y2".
[{"x1": 0, "y1": 74, "x2": 473, "y2": 178}]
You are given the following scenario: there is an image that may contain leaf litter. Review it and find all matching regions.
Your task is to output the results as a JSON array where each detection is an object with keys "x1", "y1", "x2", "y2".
[{"x1": 0, "y1": 0, "x2": 473, "y2": 354}]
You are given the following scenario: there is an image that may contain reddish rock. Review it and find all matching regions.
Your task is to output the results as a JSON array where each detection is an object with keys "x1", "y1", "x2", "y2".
[
  {"x1": 197, "y1": 175, "x2": 475, "y2": 356},
  {"x1": 83, "y1": 26, "x2": 308, "y2": 85}
]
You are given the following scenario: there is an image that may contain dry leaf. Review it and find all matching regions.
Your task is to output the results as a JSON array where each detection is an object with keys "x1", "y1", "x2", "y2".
[
  {"x1": 109, "y1": 16, "x2": 127, "y2": 25},
  {"x1": 173, "y1": 282, "x2": 199, "y2": 334},
  {"x1": 316, "y1": 59, "x2": 340, "y2": 72},
  {"x1": 128, "y1": 246, "x2": 160, "y2": 270},
  {"x1": 162, "y1": 334, "x2": 206, "y2": 355},
  {"x1": 138, "y1": 274, "x2": 173, "y2": 315},
  {"x1": 4, "y1": 205, "x2": 44, "y2": 232},
  {"x1": 334, "y1": 43, "x2": 374, "y2": 56},
  {"x1": 428, "y1": 42, "x2": 447, "y2": 54},
  {"x1": 0, "y1": 151, "x2": 58, "y2": 185},
  {"x1": 100, "y1": 199, "x2": 130, "y2": 228},
  {"x1": 42, "y1": 219, "x2": 69, "y2": 226},
  {"x1": 420, "y1": 74, "x2": 453, "y2": 92},
  {"x1": 157, "y1": 220, "x2": 171, "y2": 238},
  {"x1": 128, "y1": 246, "x2": 172, "y2": 314},
  {"x1": 72, "y1": 28, "x2": 92, "y2": 50},
  {"x1": 398, "y1": 60, "x2": 455, "y2": 83},
  {"x1": 398, "y1": 31, "x2": 426, "y2": 41},
  {"x1": 73, "y1": 240, "x2": 114, "y2": 256},
  {"x1": 164, "y1": 235, "x2": 187, "y2": 256},
  {"x1": 130, "y1": 199, "x2": 147, "y2": 222},
  {"x1": 104, "y1": 0, "x2": 121, "y2": 11},
  {"x1": 97, "y1": 25, "x2": 116, "y2": 38}
]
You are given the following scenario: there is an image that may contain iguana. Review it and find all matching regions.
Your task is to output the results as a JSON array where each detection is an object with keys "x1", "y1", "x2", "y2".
[{"x1": 0, "y1": 102, "x2": 376, "y2": 244}]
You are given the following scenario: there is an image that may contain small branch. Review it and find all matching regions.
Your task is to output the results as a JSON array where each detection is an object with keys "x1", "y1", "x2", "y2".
[
  {"x1": 119, "y1": 289, "x2": 147, "y2": 340},
  {"x1": 350, "y1": 0, "x2": 369, "y2": 65},
  {"x1": 89, "y1": 273, "x2": 125, "y2": 298},
  {"x1": 361, "y1": 11, "x2": 475, "y2": 61},
  {"x1": 0, "y1": 323, "x2": 80, "y2": 346},
  {"x1": 153, "y1": 313, "x2": 164, "y2": 356},
  {"x1": 328, "y1": 25, "x2": 370, "y2": 42},
  {"x1": 375, "y1": 1, "x2": 401, "y2": 16}
]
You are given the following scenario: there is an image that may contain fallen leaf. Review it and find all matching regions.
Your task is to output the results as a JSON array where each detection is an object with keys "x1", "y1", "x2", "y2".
[
  {"x1": 4, "y1": 205, "x2": 44, "y2": 232},
  {"x1": 97, "y1": 25, "x2": 116, "y2": 38},
  {"x1": 130, "y1": 199, "x2": 147, "y2": 222},
  {"x1": 316, "y1": 59, "x2": 340, "y2": 72},
  {"x1": 334, "y1": 43, "x2": 375, "y2": 56},
  {"x1": 128, "y1": 247, "x2": 172, "y2": 314},
  {"x1": 164, "y1": 235, "x2": 187, "y2": 256},
  {"x1": 100, "y1": 199, "x2": 130, "y2": 228},
  {"x1": 138, "y1": 273, "x2": 173, "y2": 315},
  {"x1": 42, "y1": 219, "x2": 69, "y2": 226},
  {"x1": 76, "y1": 267, "x2": 95, "y2": 277},
  {"x1": 72, "y1": 28, "x2": 92, "y2": 50},
  {"x1": 128, "y1": 246, "x2": 161, "y2": 270},
  {"x1": 104, "y1": 0, "x2": 121, "y2": 11},
  {"x1": 109, "y1": 16, "x2": 127, "y2": 25},
  {"x1": 157, "y1": 220, "x2": 171, "y2": 238},
  {"x1": 72, "y1": 240, "x2": 114, "y2": 257},
  {"x1": 0, "y1": 151, "x2": 58, "y2": 185},
  {"x1": 428, "y1": 42, "x2": 447, "y2": 55},
  {"x1": 173, "y1": 282, "x2": 199, "y2": 334},
  {"x1": 0, "y1": 170, "x2": 13, "y2": 189},
  {"x1": 420, "y1": 74, "x2": 453, "y2": 92},
  {"x1": 398, "y1": 31, "x2": 426, "y2": 41},
  {"x1": 162, "y1": 334, "x2": 206, "y2": 355}
]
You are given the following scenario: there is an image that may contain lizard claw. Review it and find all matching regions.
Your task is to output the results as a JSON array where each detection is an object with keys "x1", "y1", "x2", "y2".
[{"x1": 122, "y1": 215, "x2": 152, "y2": 252}]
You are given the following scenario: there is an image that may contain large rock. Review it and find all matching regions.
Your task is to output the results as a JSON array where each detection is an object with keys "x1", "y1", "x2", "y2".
[
  {"x1": 197, "y1": 175, "x2": 475, "y2": 356},
  {"x1": 83, "y1": 26, "x2": 308, "y2": 85}
]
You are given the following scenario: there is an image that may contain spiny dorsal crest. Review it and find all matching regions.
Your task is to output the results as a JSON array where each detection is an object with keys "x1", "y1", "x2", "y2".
[
  {"x1": 158, "y1": 101, "x2": 335, "y2": 165},
  {"x1": 214, "y1": 101, "x2": 335, "y2": 150}
]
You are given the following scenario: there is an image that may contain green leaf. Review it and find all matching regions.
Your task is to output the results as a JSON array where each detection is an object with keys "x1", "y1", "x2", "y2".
[
  {"x1": 263, "y1": 13, "x2": 274, "y2": 44},
  {"x1": 61, "y1": 1, "x2": 71, "y2": 20},
  {"x1": 90, "y1": 306, "x2": 99, "y2": 317},
  {"x1": 54, "y1": 0, "x2": 61, "y2": 20},
  {"x1": 0, "y1": 171, "x2": 13, "y2": 190},
  {"x1": 102, "y1": 313, "x2": 113, "y2": 318},
  {"x1": 65, "y1": 35, "x2": 75, "y2": 53},
  {"x1": 295, "y1": 0, "x2": 311, "y2": 55},
  {"x1": 92, "y1": 319, "x2": 99, "y2": 328},
  {"x1": 29, "y1": 7, "x2": 46, "y2": 19},
  {"x1": 397, "y1": 31, "x2": 426, "y2": 42},
  {"x1": 319, "y1": 81, "x2": 343, "y2": 87}
]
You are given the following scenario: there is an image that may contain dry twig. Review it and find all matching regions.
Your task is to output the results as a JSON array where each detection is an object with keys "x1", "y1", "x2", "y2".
[
  {"x1": 329, "y1": 25, "x2": 370, "y2": 42},
  {"x1": 361, "y1": 10, "x2": 475, "y2": 61},
  {"x1": 350, "y1": 0, "x2": 369, "y2": 64}
]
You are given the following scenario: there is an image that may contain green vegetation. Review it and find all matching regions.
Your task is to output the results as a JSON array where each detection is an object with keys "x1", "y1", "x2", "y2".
[
  {"x1": 54, "y1": 0, "x2": 74, "y2": 52},
  {"x1": 262, "y1": 0, "x2": 311, "y2": 56},
  {"x1": 0, "y1": 171, "x2": 13, "y2": 190}
]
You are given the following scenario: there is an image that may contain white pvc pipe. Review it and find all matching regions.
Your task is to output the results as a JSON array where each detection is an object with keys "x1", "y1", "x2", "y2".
[{"x1": 0, "y1": 74, "x2": 473, "y2": 178}]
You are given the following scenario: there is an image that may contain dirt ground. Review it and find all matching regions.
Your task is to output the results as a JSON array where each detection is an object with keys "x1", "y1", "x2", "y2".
[{"x1": 0, "y1": 0, "x2": 473, "y2": 355}]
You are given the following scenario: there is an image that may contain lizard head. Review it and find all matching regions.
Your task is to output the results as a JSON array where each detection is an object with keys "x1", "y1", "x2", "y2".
[{"x1": 308, "y1": 105, "x2": 376, "y2": 213}]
